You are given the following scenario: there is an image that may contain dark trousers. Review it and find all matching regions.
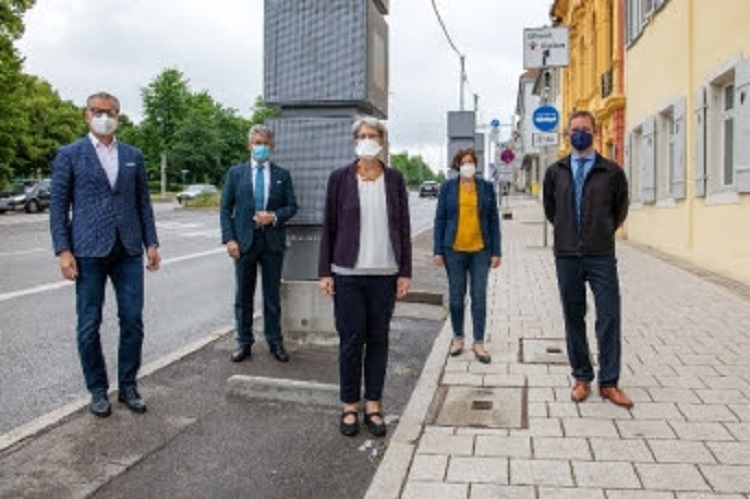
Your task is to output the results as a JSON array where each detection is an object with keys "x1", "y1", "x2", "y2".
[
  {"x1": 333, "y1": 274, "x2": 397, "y2": 404},
  {"x1": 234, "y1": 230, "x2": 284, "y2": 348},
  {"x1": 555, "y1": 256, "x2": 622, "y2": 387},
  {"x1": 75, "y1": 237, "x2": 144, "y2": 395}
]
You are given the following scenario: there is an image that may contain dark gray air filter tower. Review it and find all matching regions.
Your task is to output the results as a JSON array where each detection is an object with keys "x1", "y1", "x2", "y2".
[
  {"x1": 263, "y1": 1, "x2": 389, "y2": 341},
  {"x1": 264, "y1": 0, "x2": 389, "y2": 282}
]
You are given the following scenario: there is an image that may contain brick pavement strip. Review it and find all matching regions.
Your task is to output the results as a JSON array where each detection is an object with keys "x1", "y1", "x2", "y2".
[{"x1": 364, "y1": 198, "x2": 750, "y2": 497}]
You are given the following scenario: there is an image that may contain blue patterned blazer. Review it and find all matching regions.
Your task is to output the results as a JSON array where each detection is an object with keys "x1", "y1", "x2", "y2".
[
  {"x1": 49, "y1": 136, "x2": 159, "y2": 257},
  {"x1": 219, "y1": 161, "x2": 298, "y2": 254}
]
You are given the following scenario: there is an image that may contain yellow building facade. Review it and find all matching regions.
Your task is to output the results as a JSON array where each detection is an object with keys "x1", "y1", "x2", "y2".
[
  {"x1": 624, "y1": 0, "x2": 750, "y2": 284},
  {"x1": 551, "y1": 0, "x2": 626, "y2": 166}
]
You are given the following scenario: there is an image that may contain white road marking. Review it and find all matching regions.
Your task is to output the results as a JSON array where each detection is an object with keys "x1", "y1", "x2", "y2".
[
  {"x1": 0, "y1": 248, "x2": 46, "y2": 258},
  {"x1": 0, "y1": 247, "x2": 226, "y2": 303}
]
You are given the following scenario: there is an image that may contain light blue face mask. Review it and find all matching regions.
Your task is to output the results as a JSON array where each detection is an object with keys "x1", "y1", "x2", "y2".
[{"x1": 252, "y1": 144, "x2": 270, "y2": 161}]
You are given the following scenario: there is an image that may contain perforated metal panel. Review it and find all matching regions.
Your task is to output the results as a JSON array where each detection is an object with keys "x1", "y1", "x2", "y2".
[
  {"x1": 267, "y1": 116, "x2": 356, "y2": 225},
  {"x1": 264, "y1": 0, "x2": 388, "y2": 117}
]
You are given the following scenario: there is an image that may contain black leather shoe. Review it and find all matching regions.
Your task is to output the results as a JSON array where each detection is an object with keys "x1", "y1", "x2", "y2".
[
  {"x1": 231, "y1": 345, "x2": 252, "y2": 363},
  {"x1": 90, "y1": 393, "x2": 111, "y2": 418},
  {"x1": 269, "y1": 343, "x2": 290, "y2": 363},
  {"x1": 364, "y1": 411, "x2": 387, "y2": 437},
  {"x1": 118, "y1": 386, "x2": 147, "y2": 414},
  {"x1": 340, "y1": 410, "x2": 359, "y2": 437}
]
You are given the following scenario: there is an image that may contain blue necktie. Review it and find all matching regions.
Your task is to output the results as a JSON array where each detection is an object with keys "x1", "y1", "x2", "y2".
[
  {"x1": 254, "y1": 165, "x2": 265, "y2": 212},
  {"x1": 575, "y1": 157, "x2": 587, "y2": 228}
]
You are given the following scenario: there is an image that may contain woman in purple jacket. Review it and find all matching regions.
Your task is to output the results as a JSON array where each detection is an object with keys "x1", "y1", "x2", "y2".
[{"x1": 318, "y1": 117, "x2": 412, "y2": 437}]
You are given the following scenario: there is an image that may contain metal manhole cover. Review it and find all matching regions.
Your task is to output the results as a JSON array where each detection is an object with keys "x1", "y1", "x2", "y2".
[
  {"x1": 435, "y1": 387, "x2": 524, "y2": 428},
  {"x1": 521, "y1": 338, "x2": 568, "y2": 364}
]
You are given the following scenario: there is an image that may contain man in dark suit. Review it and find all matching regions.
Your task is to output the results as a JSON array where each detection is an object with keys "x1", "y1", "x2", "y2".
[
  {"x1": 220, "y1": 125, "x2": 298, "y2": 363},
  {"x1": 49, "y1": 91, "x2": 161, "y2": 418}
]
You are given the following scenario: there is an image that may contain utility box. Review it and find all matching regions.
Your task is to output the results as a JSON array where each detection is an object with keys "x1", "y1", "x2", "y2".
[
  {"x1": 448, "y1": 111, "x2": 476, "y2": 138},
  {"x1": 264, "y1": 0, "x2": 389, "y2": 118}
]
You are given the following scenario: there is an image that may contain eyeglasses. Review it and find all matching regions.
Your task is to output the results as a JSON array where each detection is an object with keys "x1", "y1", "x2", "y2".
[
  {"x1": 356, "y1": 134, "x2": 380, "y2": 140},
  {"x1": 89, "y1": 108, "x2": 119, "y2": 118}
]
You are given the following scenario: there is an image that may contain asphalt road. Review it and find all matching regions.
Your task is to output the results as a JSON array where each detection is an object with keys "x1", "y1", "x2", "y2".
[{"x1": 0, "y1": 193, "x2": 437, "y2": 435}]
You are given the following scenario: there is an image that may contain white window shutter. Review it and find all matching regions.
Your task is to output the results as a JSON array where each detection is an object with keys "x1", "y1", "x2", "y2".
[
  {"x1": 672, "y1": 97, "x2": 687, "y2": 199},
  {"x1": 734, "y1": 58, "x2": 750, "y2": 192},
  {"x1": 693, "y1": 86, "x2": 707, "y2": 197},
  {"x1": 641, "y1": 116, "x2": 656, "y2": 202}
]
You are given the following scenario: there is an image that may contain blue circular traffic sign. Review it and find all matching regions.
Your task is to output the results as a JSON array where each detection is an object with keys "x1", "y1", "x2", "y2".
[
  {"x1": 532, "y1": 105, "x2": 559, "y2": 132},
  {"x1": 490, "y1": 118, "x2": 500, "y2": 129}
]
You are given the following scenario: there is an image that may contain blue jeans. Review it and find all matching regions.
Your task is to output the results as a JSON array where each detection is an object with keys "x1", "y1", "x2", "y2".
[
  {"x1": 234, "y1": 230, "x2": 284, "y2": 348},
  {"x1": 333, "y1": 275, "x2": 397, "y2": 404},
  {"x1": 75, "y1": 238, "x2": 144, "y2": 395},
  {"x1": 555, "y1": 256, "x2": 621, "y2": 387},
  {"x1": 444, "y1": 248, "x2": 491, "y2": 343}
]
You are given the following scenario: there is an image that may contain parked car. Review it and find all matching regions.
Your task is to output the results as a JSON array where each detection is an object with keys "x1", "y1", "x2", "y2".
[
  {"x1": 175, "y1": 183, "x2": 218, "y2": 204},
  {"x1": 418, "y1": 180, "x2": 440, "y2": 198},
  {"x1": 0, "y1": 179, "x2": 51, "y2": 214}
]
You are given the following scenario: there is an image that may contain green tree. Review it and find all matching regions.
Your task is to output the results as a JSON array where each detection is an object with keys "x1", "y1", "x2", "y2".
[{"x1": 390, "y1": 151, "x2": 438, "y2": 188}]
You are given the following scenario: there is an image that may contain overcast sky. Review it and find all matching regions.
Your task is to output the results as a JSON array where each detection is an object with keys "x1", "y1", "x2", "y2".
[{"x1": 17, "y1": 0, "x2": 552, "y2": 170}]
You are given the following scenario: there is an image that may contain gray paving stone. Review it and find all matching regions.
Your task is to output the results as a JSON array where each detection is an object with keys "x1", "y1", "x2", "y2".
[
  {"x1": 475, "y1": 436, "x2": 531, "y2": 458},
  {"x1": 442, "y1": 372, "x2": 485, "y2": 386},
  {"x1": 402, "y1": 482, "x2": 468, "y2": 499},
  {"x1": 658, "y1": 376, "x2": 708, "y2": 389},
  {"x1": 562, "y1": 418, "x2": 619, "y2": 438},
  {"x1": 606, "y1": 491, "x2": 674, "y2": 499},
  {"x1": 532, "y1": 437, "x2": 592, "y2": 460},
  {"x1": 548, "y1": 401, "x2": 581, "y2": 418},
  {"x1": 579, "y1": 401, "x2": 635, "y2": 419},
  {"x1": 446, "y1": 457, "x2": 508, "y2": 484},
  {"x1": 677, "y1": 404, "x2": 738, "y2": 423},
  {"x1": 417, "y1": 433, "x2": 474, "y2": 455},
  {"x1": 728, "y1": 404, "x2": 750, "y2": 421},
  {"x1": 510, "y1": 459, "x2": 573, "y2": 487},
  {"x1": 636, "y1": 463, "x2": 710, "y2": 491},
  {"x1": 676, "y1": 493, "x2": 745, "y2": 499},
  {"x1": 509, "y1": 418, "x2": 563, "y2": 437},
  {"x1": 723, "y1": 422, "x2": 750, "y2": 440},
  {"x1": 526, "y1": 387, "x2": 555, "y2": 402},
  {"x1": 706, "y1": 441, "x2": 750, "y2": 465},
  {"x1": 630, "y1": 402, "x2": 684, "y2": 420},
  {"x1": 695, "y1": 389, "x2": 749, "y2": 404},
  {"x1": 456, "y1": 428, "x2": 510, "y2": 437},
  {"x1": 589, "y1": 438, "x2": 653, "y2": 462},
  {"x1": 668, "y1": 421, "x2": 735, "y2": 441},
  {"x1": 647, "y1": 440, "x2": 715, "y2": 464},
  {"x1": 700, "y1": 464, "x2": 750, "y2": 494},
  {"x1": 616, "y1": 420, "x2": 677, "y2": 439},
  {"x1": 527, "y1": 402, "x2": 547, "y2": 418},
  {"x1": 469, "y1": 484, "x2": 536, "y2": 499},
  {"x1": 648, "y1": 388, "x2": 701, "y2": 404},
  {"x1": 571, "y1": 461, "x2": 640, "y2": 489},
  {"x1": 537, "y1": 487, "x2": 605, "y2": 498},
  {"x1": 409, "y1": 454, "x2": 448, "y2": 481}
]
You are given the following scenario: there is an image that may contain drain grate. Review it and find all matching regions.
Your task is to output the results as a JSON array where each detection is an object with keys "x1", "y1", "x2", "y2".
[{"x1": 471, "y1": 400, "x2": 493, "y2": 411}]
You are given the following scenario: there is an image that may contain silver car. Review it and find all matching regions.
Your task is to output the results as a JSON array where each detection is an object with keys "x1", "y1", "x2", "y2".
[{"x1": 175, "y1": 183, "x2": 218, "y2": 204}]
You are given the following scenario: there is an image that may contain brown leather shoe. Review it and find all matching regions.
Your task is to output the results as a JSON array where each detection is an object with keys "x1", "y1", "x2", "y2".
[
  {"x1": 599, "y1": 387, "x2": 634, "y2": 408},
  {"x1": 570, "y1": 381, "x2": 591, "y2": 402}
]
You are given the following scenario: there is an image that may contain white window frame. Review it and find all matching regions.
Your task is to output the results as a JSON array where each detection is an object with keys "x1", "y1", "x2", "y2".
[
  {"x1": 656, "y1": 107, "x2": 674, "y2": 202},
  {"x1": 721, "y1": 83, "x2": 735, "y2": 187},
  {"x1": 627, "y1": 125, "x2": 643, "y2": 207}
]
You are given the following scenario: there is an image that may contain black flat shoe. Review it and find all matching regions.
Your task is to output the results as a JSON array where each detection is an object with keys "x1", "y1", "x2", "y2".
[
  {"x1": 231, "y1": 345, "x2": 252, "y2": 363},
  {"x1": 340, "y1": 410, "x2": 359, "y2": 437},
  {"x1": 89, "y1": 394, "x2": 111, "y2": 418},
  {"x1": 270, "y1": 344, "x2": 290, "y2": 363},
  {"x1": 118, "y1": 386, "x2": 147, "y2": 414},
  {"x1": 364, "y1": 411, "x2": 387, "y2": 437}
]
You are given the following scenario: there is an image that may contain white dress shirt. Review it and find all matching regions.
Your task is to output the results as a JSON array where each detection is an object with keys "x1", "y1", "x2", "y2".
[{"x1": 89, "y1": 132, "x2": 118, "y2": 188}]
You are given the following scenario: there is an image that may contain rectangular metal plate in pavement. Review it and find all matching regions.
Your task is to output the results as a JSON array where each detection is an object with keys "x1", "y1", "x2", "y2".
[
  {"x1": 435, "y1": 387, "x2": 524, "y2": 428},
  {"x1": 521, "y1": 338, "x2": 568, "y2": 364}
]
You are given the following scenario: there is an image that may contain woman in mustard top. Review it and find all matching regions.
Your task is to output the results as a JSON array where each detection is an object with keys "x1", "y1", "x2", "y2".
[{"x1": 433, "y1": 148, "x2": 502, "y2": 363}]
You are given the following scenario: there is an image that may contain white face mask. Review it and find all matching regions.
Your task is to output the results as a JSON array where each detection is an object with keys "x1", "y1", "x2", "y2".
[
  {"x1": 355, "y1": 138, "x2": 382, "y2": 160},
  {"x1": 90, "y1": 114, "x2": 118, "y2": 136},
  {"x1": 459, "y1": 163, "x2": 476, "y2": 179}
]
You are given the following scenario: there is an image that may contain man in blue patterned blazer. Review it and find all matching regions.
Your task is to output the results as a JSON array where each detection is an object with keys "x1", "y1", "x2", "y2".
[
  {"x1": 220, "y1": 125, "x2": 298, "y2": 364},
  {"x1": 49, "y1": 92, "x2": 161, "y2": 418}
]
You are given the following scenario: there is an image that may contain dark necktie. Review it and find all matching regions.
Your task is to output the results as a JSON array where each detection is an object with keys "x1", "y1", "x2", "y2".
[
  {"x1": 254, "y1": 165, "x2": 265, "y2": 212},
  {"x1": 575, "y1": 157, "x2": 587, "y2": 228}
]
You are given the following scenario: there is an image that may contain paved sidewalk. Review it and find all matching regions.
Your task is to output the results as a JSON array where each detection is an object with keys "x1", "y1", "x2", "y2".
[{"x1": 367, "y1": 197, "x2": 750, "y2": 498}]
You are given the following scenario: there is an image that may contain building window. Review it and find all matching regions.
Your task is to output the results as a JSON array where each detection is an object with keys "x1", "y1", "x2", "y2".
[
  {"x1": 657, "y1": 108, "x2": 674, "y2": 200},
  {"x1": 722, "y1": 83, "x2": 735, "y2": 186}
]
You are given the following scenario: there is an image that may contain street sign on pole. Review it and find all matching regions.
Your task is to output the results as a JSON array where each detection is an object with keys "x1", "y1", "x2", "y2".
[
  {"x1": 523, "y1": 26, "x2": 569, "y2": 69},
  {"x1": 532, "y1": 105, "x2": 560, "y2": 132},
  {"x1": 532, "y1": 132, "x2": 559, "y2": 147},
  {"x1": 490, "y1": 118, "x2": 500, "y2": 129},
  {"x1": 500, "y1": 148, "x2": 515, "y2": 165}
]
